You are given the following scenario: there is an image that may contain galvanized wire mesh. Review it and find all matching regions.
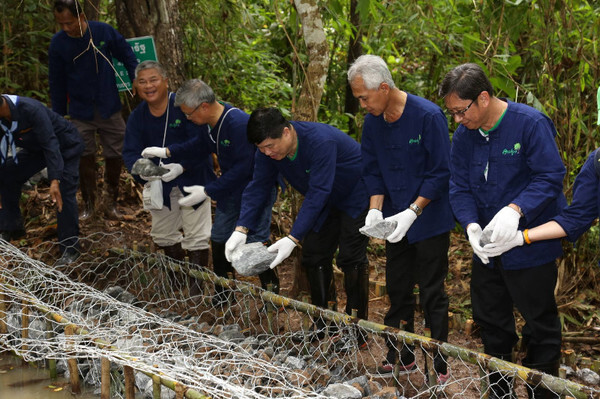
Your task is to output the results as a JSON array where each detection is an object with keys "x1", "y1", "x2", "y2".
[{"x1": 0, "y1": 235, "x2": 598, "y2": 399}]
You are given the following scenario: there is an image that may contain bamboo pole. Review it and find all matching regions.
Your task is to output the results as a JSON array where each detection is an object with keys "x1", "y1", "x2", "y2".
[
  {"x1": 101, "y1": 357, "x2": 110, "y2": 399},
  {"x1": 152, "y1": 374, "x2": 161, "y2": 399},
  {"x1": 123, "y1": 365, "x2": 135, "y2": 399},
  {"x1": 46, "y1": 316, "x2": 57, "y2": 379}
]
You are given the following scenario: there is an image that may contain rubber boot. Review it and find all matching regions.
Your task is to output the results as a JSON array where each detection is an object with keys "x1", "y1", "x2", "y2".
[
  {"x1": 211, "y1": 241, "x2": 235, "y2": 306},
  {"x1": 104, "y1": 157, "x2": 122, "y2": 220},
  {"x1": 342, "y1": 263, "x2": 369, "y2": 348},
  {"x1": 160, "y1": 243, "x2": 185, "y2": 292},
  {"x1": 307, "y1": 265, "x2": 334, "y2": 339},
  {"x1": 79, "y1": 154, "x2": 97, "y2": 221},
  {"x1": 258, "y1": 268, "x2": 280, "y2": 294},
  {"x1": 487, "y1": 353, "x2": 516, "y2": 399},
  {"x1": 187, "y1": 249, "x2": 209, "y2": 297},
  {"x1": 522, "y1": 359, "x2": 560, "y2": 399}
]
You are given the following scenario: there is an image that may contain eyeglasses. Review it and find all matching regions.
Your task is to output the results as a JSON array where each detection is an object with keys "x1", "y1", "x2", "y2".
[
  {"x1": 447, "y1": 99, "x2": 475, "y2": 117},
  {"x1": 136, "y1": 77, "x2": 162, "y2": 87},
  {"x1": 183, "y1": 104, "x2": 201, "y2": 118}
]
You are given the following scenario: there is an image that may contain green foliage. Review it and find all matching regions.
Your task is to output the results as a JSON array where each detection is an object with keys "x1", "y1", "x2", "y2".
[{"x1": 1, "y1": 0, "x2": 54, "y2": 102}]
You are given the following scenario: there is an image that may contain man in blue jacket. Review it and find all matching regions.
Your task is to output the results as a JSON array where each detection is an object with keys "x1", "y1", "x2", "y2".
[
  {"x1": 348, "y1": 55, "x2": 454, "y2": 382},
  {"x1": 122, "y1": 62, "x2": 215, "y2": 293},
  {"x1": 440, "y1": 63, "x2": 565, "y2": 399},
  {"x1": 144, "y1": 79, "x2": 279, "y2": 304},
  {"x1": 50, "y1": 0, "x2": 138, "y2": 221},
  {"x1": 0, "y1": 94, "x2": 84, "y2": 266},
  {"x1": 225, "y1": 107, "x2": 370, "y2": 347}
]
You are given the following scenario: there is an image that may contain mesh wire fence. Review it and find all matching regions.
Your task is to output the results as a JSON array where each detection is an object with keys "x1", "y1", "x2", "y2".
[{"x1": 0, "y1": 234, "x2": 598, "y2": 399}]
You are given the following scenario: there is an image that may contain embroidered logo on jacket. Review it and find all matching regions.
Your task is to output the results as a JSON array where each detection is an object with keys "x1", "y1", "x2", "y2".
[
  {"x1": 168, "y1": 119, "x2": 182, "y2": 129},
  {"x1": 220, "y1": 139, "x2": 231, "y2": 147},
  {"x1": 502, "y1": 143, "x2": 521, "y2": 156},
  {"x1": 408, "y1": 135, "x2": 421, "y2": 145}
]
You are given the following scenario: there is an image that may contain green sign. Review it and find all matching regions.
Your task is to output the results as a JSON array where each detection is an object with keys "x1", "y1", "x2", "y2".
[{"x1": 114, "y1": 36, "x2": 158, "y2": 92}]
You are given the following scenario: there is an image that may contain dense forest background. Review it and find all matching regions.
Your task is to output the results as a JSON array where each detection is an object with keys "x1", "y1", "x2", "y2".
[{"x1": 1, "y1": 0, "x2": 600, "y2": 327}]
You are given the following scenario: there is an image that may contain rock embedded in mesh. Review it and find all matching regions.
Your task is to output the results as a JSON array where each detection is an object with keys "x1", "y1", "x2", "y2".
[
  {"x1": 231, "y1": 242, "x2": 276, "y2": 276},
  {"x1": 359, "y1": 220, "x2": 397, "y2": 240},
  {"x1": 131, "y1": 158, "x2": 169, "y2": 176}
]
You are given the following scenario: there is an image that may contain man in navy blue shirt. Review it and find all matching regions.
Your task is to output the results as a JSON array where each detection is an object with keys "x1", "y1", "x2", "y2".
[
  {"x1": 225, "y1": 107, "x2": 370, "y2": 347},
  {"x1": 348, "y1": 55, "x2": 454, "y2": 382},
  {"x1": 49, "y1": 0, "x2": 138, "y2": 221},
  {"x1": 441, "y1": 63, "x2": 565, "y2": 399},
  {"x1": 143, "y1": 79, "x2": 279, "y2": 304},
  {"x1": 122, "y1": 62, "x2": 215, "y2": 294},
  {"x1": 0, "y1": 94, "x2": 84, "y2": 266}
]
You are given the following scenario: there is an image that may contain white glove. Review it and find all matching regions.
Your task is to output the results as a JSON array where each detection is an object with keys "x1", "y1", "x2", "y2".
[
  {"x1": 161, "y1": 163, "x2": 184, "y2": 182},
  {"x1": 484, "y1": 206, "x2": 521, "y2": 244},
  {"x1": 466, "y1": 223, "x2": 489, "y2": 264},
  {"x1": 385, "y1": 209, "x2": 418, "y2": 243},
  {"x1": 141, "y1": 146, "x2": 168, "y2": 158},
  {"x1": 225, "y1": 230, "x2": 247, "y2": 262},
  {"x1": 364, "y1": 209, "x2": 383, "y2": 227},
  {"x1": 178, "y1": 185, "x2": 207, "y2": 207},
  {"x1": 483, "y1": 230, "x2": 524, "y2": 257},
  {"x1": 267, "y1": 236, "x2": 297, "y2": 269},
  {"x1": 140, "y1": 174, "x2": 162, "y2": 181}
]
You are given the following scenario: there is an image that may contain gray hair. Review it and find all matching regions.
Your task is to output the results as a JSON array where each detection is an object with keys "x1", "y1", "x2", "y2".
[
  {"x1": 347, "y1": 54, "x2": 396, "y2": 90},
  {"x1": 174, "y1": 79, "x2": 216, "y2": 108},
  {"x1": 134, "y1": 60, "x2": 168, "y2": 79}
]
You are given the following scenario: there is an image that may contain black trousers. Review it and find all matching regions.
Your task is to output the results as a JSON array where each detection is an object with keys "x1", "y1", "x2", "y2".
[
  {"x1": 384, "y1": 232, "x2": 450, "y2": 343},
  {"x1": 302, "y1": 207, "x2": 368, "y2": 271},
  {"x1": 471, "y1": 259, "x2": 561, "y2": 364}
]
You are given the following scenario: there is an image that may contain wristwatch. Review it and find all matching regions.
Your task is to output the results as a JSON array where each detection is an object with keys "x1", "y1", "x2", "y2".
[{"x1": 409, "y1": 203, "x2": 422, "y2": 216}]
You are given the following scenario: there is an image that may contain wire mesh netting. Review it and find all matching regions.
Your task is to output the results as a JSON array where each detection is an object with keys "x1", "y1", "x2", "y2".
[{"x1": 0, "y1": 234, "x2": 598, "y2": 399}]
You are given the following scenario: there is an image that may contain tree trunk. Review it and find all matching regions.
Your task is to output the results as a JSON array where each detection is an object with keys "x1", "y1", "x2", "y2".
[
  {"x1": 292, "y1": 0, "x2": 330, "y2": 122},
  {"x1": 114, "y1": 0, "x2": 186, "y2": 89},
  {"x1": 344, "y1": 0, "x2": 362, "y2": 137},
  {"x1": 83, "y1": 0, "x2": 101, "y2": 21},
  {"x1": 289, "y1": 0, "x2": 331, "y2": 298}
]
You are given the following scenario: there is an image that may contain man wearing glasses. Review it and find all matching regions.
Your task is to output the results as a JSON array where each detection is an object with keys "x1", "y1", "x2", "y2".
[
  {"x1": 440, "y1": 63, "x2": 565, "y2": 399},
  {"x1": 348, "y1": 55, "x2": 454, "y2": 382}
]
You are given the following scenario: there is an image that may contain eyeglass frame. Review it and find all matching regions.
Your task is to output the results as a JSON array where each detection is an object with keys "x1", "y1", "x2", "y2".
[
  {"x1": 183, "y1": 103, "x2": 202, "y2": 118},
  {"x1": 447, "y1": 98, "x2": 475, "y2": 117}
]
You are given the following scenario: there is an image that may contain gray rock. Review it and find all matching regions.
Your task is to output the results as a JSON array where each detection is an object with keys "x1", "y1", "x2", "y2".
[
  {"x1": 359, "y1": 220, "x2": 397, "y2": 240},
  {"x1": 480, "y1": 228, "x2": 493, "y2": 246},
  {"x1": 284, "y1": 355, "x2": 306, "y2": 370},
  {"x1": 131, "y1": 158, "x2": 169, "y2": 176},
  {"x1": 560, "y1": 365, "x2": 575, "y2": 377},
  {"x1": 218, "y1": 329, "x2": 245, "y2": 342},
  {"x1": 322, "y1": 383, "x2": 362, "y2": 399},
  {"x1": 231, "y1": 242, "x2": 276, "y2": 276},
  {"x1": 345, "y1": 375, "x2": 370, "y2": 396},
  {"x1": 576, "y1": 368, "x2": 600, "y2": 385}
]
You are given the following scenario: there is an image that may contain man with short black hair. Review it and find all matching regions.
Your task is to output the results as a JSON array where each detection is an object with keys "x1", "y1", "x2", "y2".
[
  {"x1": 0, "y1": 94, "x2": 84, "y2": 265},
  {"x1": 225, "y1": 107, "x2": 370, "y2": 348},
  {"x1": 49, "y1": 0, "x2": 138, "y2": 221}
]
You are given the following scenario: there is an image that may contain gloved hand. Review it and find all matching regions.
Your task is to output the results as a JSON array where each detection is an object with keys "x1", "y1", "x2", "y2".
[
  {"x1": 466, "y1": 223, "x2": 489, "y2": 264},
  {"x1": 225, "y1": 230, "x2": 247, "y2": 262},
  {"x1": 483, "y1": 230, "x2": 524, "y2": 257},
  {"x1": 161, "y1": 163, "x2": 184, "y2": 182},
  {"x1": 484, "y1": 206, "x2": 521, "y2": 243},
  {"x1": 364, "y1": 209, "x2": 383, "y2": 227},
  {"x1": 141, "y1": 146, "x2": 168, "y2": 158},
  {"x1": 385, "y1": 208, "x2": 417, "y2": 243},
  {"x1": 178, "y1": 185, "x2": 207, "y2": 207},
  {"x1": 267, "y1": 236, "x2": 297, "y2": 269},
  {"x1": 140, "y1": 174, "x2": 162, "y2": 182}
]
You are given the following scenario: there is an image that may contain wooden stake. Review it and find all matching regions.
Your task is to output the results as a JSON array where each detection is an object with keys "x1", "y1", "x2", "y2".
[
  {"x1": 465, "y1": 319, "x2": 474, "y2": 336},
  {"x1": 99, "y1": 357, "x2": 110, "y2": 399},
  {"x1": 124, "y1": 365, "x2": 135, "y2": 399},
  {"x1": 21, "y1": 299, "x2": 29, "y2": 353},
  {"x1": 65, "y1": 325, "x2": 81, "y2": 394},
  {"x1": 152, "y1": 374, "x2": 161, "y2": 399},
  {"x1": 0, "y1": 283, "x2": 6, "y2": 334},
  {"x1": 46, "y1": 317, "x2": 57, "y2": 379}
]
